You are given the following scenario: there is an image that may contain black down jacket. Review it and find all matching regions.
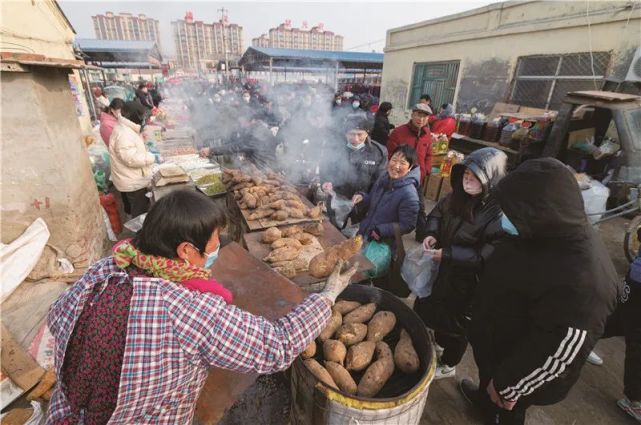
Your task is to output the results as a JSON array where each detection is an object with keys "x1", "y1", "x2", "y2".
[
  {"x1": 414, "y1": 147, "x2": 508, "y2": 335},
  {"x1": 469, "y1": 158, "x2": 621, "y2": 406}
]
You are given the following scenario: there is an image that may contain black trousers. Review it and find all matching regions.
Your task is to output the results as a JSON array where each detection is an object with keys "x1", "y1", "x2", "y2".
[
  {"x1": 415, "y1": 297, "x2": 469, "y2": 367},
  {"x1": 122, "y1": 188, "x2": 149, "y2": 218},
  {"x1": 602, "y1": 278, "x2": 641, "y2": 401},
  {"x1": 435, "y1": 331, "x2": 468, "y2": 367}
]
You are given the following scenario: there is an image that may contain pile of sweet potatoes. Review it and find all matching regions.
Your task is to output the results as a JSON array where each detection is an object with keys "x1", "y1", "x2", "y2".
[{"x1": 301, "y1": 300, "x2": 420, "y2": 398}]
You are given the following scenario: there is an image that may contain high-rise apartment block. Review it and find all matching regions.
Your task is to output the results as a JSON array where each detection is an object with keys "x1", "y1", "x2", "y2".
[
  {"x1": 92, "y1": 12, "x2": 162, "y2": 51},
  {"x1": 172, "y1": 12, "x2": 243, "y2": 72},
  {"x1": 252, "y1": 20, "x2": 343, "y2": 51}
]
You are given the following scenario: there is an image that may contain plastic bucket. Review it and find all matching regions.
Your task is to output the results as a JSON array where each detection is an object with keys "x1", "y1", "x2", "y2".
[{"x1": 290, "y1": 284, "x2": 436, "y2": 425}]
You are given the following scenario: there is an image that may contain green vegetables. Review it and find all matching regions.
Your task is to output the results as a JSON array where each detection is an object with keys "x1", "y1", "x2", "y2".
[{"x1": 195, "y1": 173, "x2": 226, "y2": 196}]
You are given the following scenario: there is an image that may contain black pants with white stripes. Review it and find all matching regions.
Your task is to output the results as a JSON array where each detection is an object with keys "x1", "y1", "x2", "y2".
[{"x1": 602, "y1": 277, "x2": 641, "y2": 401}]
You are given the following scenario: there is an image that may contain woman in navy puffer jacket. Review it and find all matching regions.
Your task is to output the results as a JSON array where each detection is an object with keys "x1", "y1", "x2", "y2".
[{"x1": 353, "y1": 144, "x2": 421, "y2": 246}]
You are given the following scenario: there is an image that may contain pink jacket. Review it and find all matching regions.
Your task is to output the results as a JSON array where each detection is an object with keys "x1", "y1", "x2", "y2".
[{"x1": 99, "y1": 112, "x2": 117, "y2": 147}]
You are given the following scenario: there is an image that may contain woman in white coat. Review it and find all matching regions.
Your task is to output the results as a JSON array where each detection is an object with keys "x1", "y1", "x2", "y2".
[{"x1": 108, "y1": 110, "x2": 155, "y2": 217}]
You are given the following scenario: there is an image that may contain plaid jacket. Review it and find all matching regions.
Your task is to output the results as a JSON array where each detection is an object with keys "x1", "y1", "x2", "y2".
[{"x1": 45, "y1": 257, "x2": 331, "y2": 424}]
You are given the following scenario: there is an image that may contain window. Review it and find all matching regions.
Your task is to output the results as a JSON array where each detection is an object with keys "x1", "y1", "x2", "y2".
[
  {"x1": 408, "y1": 61, "x2": 460, "y2": 108},
  {"x1": 510, "y1": 52, "x2": 611, "y2": 110}
]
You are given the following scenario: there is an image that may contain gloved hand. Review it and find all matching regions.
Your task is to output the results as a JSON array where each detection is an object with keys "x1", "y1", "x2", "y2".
[{"x1": 319, "y1": 260, "x2": 359, "y2": 304}]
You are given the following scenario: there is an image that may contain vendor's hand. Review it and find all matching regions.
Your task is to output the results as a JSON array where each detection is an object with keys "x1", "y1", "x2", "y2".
[
  {"x1": 487, "y1": 379, "x2": 516, "y2": 411},
  {"x1": 321, "y1": 182, "x2": 333, "y2": 193},
  {"x1": 320, "y1": 260, "x2": 359, "y2": 304},
  {"x1": 425, "y1": 248, "x2": 442, "y2": 262},
  {"x1": 352, "y1": 194, "x2": 363, "y2": 205},
  {"x1": 423, "y1": 236, "x2": 437, "y2": 251},
  {"x1": 370, "y1": 230, "x2": 381, "y2": 241},
  {"x1": 199, "y1": 147, "x2": 211, "y2": 158}
]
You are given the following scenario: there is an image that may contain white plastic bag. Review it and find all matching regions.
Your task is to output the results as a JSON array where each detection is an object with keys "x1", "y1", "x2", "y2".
[
  {"x1": 401, "y1": 245, "x2": 439, "y2": 298},
  {"x1": 0, "y1": 218, "x2": 50, "y2": 303}
]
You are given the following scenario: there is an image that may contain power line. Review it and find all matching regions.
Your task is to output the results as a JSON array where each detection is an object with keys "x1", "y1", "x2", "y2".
[{"x1": 345, "y1": 38, "x2": 385, "y2": 51}]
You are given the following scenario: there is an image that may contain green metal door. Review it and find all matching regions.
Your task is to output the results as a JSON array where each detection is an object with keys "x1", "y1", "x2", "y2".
[{"x1": 408, "y1": 61, "x2": 460, "y2": 109}]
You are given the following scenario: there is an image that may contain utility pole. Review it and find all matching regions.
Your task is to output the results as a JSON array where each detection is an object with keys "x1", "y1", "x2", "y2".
[{"x1": 217, "y1": 7, "x2": 230, "y2": 77}]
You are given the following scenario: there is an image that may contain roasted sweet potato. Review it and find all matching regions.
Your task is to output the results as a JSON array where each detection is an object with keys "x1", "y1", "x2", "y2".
[
  {"x1": 281, "y1": 225, "x2": 303, "y2": 237},
  {"x1": 274, "y1": 264, "x2": 297, "y2": 278},
  {"x1": 308, "y1": 204, "x2": 322, "y2": 219},
  {"x1": 335, "y1": 323, "x2": 367, "y2": 346},
  {"x1": 357, "y1": 342, "x2": 395, "y2": 397},
  {"x1": 271, "y1": 210, "x2": 289, "y2": 221},
  {"x1": 263, "y1": 246, "x2": 300, "y2": 263},
  {"x1": 270, "y1": 258, "x2": 307, "y2": 271},
  {"x1": 287, "y1": 208, "x2": 306, "y2": 219},
  {"x1": 366, "y1": 311, "x2": 397, "y2": 342},
  {"x1": 343, "y1": 303, "x2": 377, "y2": 324},
  {"x1": 292, "y1": 232, "x2": 316, "y2": 245},
  {"x1": 323, "y1": 339, "x2": 347, "y2": 365},
  {"x1": 324, "y1": 361, "x2": 357, "y2": 395},
  {"x1": 394, "y1": 329, "x2": 420, "y2": 374},
  {"x1": 301, "y1": 341, "x2": 316, "y2": 359},
  {"x1": 27, "y1": 368, "x2": 56, "y2": 401},
  {"x1": 302, "y1": 222, "x2": 324, "y2": 236},
  {"x1": 333, "y1": 300, "x2": 361, "y2": 315},
  {"x1": 304, "y1": 359, "x2": 338, "y2": 390},
  {"x1": 345, "y1": 340, "x2": 376, "y2": 372},
  {"x1": 319, "y1": 309, "x2": 342, "y2": 342},
  {"x1": 250, "y1": 208, "x2": 276, "y2": 221},
  {"x1": 309, "y1": 236, "x2": 363, "y2": 278},
  {"x1": 271, "y1": 238, "x2": 303, "y2": 250}
]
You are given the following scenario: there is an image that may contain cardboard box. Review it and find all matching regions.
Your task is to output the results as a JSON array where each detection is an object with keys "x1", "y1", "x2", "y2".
[
  {"x1": 438, "y1": 176, "x2": 453, "y2": 200},
  {"x1": 425, "y1": 175, "x2": 443, "y2": 201}
]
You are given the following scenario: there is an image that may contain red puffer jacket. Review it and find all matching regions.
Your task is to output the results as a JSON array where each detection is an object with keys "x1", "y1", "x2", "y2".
[
  {"x1": 431, "y1": 117, "x2": 457, "y2": 138},
  {"x1": 387, "y1": 122, "x2": 432, "y2": 183}
]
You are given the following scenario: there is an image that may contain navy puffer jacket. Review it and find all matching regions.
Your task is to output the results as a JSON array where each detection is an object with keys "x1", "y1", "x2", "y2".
[{"x1": 356, "y1": 166, "x2": 421, "y2": 240}]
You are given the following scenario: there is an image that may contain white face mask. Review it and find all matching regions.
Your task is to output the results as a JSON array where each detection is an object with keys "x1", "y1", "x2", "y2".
[
  {"x1": 352, "y1": 101, "x2": 360, "y2": 109},
  {"x1": 463, "y1": 179, "x2": 483, "y2": 195},
  {"x1": 243, "y1": 96, "x2": 250, "y2": 103},
  {"x1": 335, "y1": 99, "x2": 342, "y2": 105}
]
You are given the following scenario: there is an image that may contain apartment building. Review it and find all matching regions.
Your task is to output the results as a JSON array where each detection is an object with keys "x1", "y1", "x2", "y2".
[
  {"x1": 252, "y1": 20, "x2": 343, "y2": 51},
  {"x1": 92, "y1": 12, "x2": 161, "y2": 52},
  {"x1": 172, "y1": 11, "x2": 243, "y2": 72}
]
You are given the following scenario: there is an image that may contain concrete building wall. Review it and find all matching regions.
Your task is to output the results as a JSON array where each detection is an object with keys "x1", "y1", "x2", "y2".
[
  {"x1": 1, "y1": 0, "x2": 94, "y2": 133},
  {"x1": 92, "y1": 12, "x2": 163, "y2": 53},
  {"x1": 380, "y1": 0, "x2": 641, "y2": 124},
  {"x1": 1, "y1": 68, "x2": 106, "y2": 265}
]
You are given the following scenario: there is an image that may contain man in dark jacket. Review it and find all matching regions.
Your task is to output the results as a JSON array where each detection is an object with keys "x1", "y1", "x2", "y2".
[
  {"x1": 387, "y1": 103, "x2": 433, "y2": 184},
  {"x1": 320, "y1": 118, "x2": 388, "y2": 200},
  {"x1": 135, "y1": 83, "x2": 154, "y2": 110},
  {"x1": 462, "y1": 158, "x2": 621, "y2": 424},
  {"x1": 371, "y1": 102, "x2": 394, "y2": 146}
]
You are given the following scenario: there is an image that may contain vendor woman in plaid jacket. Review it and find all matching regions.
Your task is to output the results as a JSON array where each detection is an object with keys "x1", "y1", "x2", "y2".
[{"x1": 45, "y1": 190, "x2": 357, "y2": 425}]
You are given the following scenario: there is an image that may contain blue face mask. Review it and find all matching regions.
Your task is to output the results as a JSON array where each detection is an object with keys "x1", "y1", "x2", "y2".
[
  {"x1": 347, "y1": 142, "x2": 366, "y2": 151},
  {"x1": 501, "y1": 214, "x2": 519, "y2": 236},
  {"x1": 204, "y1": 245, "x2": 220, "y2": 268}
]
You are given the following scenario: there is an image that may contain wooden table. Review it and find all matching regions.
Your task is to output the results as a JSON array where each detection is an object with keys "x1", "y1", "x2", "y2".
[
  {"x1": 194, "y1": 242, "x2": 305, "y2": 424},
  {"x1": 243, "y1": 221, "x2": 373, "y2": 288}
]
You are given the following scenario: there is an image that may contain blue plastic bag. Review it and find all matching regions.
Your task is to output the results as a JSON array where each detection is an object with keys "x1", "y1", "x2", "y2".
[{"x1": 363, "y1": 240, "x2": 392, "y2": 279}]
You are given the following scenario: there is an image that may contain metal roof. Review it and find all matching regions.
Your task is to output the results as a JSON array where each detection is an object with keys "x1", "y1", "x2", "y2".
[
  {"x1": 239, "y1": 47, "x2": 383, "y2": 71},
  {"x1": 75, "y1": 38, "x2": 162, "y2": 68},
  {"x1": 246, "y1": 47, "x2": 383, "y2": 63},
  {"x1": 76, "y1": 38, "x2": 158, "y2": 53}
]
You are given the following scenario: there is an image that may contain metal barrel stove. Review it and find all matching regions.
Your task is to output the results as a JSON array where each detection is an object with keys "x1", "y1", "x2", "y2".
[{"x1": 290, "y1": 284, "x2": 436, "y2": 425}]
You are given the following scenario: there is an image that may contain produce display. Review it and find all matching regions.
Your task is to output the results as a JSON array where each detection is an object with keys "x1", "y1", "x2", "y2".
[
  {"x1": 302, "y1": 301, "x2": 421, "y2": 398},
  {"x1": 260, "y1": 225, "x2": 324, "y2": 278},
  {"x1": 195, "y1": 173, "x2": 226, "y2": 197},
  {"x1": 222, "y1": 167, "x2": 322, "y2": 223}
]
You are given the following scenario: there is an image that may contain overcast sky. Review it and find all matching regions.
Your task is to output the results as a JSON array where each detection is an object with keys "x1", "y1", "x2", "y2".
[{"x1": 59, "y1": 0, "x2": 501, "y2": 57}]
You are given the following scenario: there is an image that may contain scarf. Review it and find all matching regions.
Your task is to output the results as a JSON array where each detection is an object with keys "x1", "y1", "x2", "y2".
[{"x1": 112, "y1": 239, "x2": 233, "y2": 303}]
